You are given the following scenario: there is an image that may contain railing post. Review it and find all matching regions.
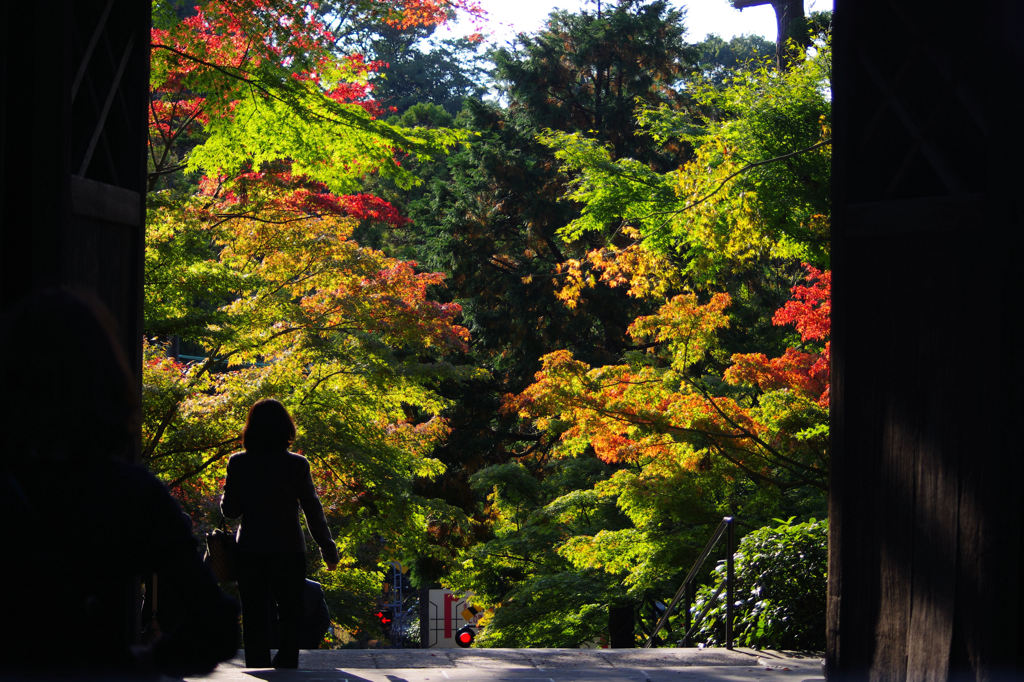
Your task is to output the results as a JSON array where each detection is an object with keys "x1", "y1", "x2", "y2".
[
  {"x1": 725, "y1": 516, "x2": 735, "y2": 650},
  {"x1": 681, "y1": 582, "x2": 691, "y2": 646},
  {"x1": 643, "y1": 516, "x2": 738, "y2": 649}
]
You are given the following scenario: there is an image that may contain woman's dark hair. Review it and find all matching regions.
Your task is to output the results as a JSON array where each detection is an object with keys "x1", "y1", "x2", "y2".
[
  {"x1": 0, "y1": 288, "x2": 139, "y2": 462},
  {"x1": 242, "y1": 399, "x2": 296, "y2": 453}
]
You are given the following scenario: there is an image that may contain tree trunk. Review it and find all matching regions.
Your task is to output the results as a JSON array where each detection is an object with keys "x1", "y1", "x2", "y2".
[
  {"x1": 731, "y1": 0, "x2": 807, "y2": 68},
  {"x1": 772, "y1": 0, "x2": 807, "y2": 68}
]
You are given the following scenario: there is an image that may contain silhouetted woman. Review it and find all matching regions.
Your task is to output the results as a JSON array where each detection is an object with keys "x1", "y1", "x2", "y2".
[{"x1": 221, "y1": 399, "x2": 339, "y2": 669}]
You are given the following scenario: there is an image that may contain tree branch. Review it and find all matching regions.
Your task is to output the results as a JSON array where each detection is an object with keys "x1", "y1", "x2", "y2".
[
  {"x1": 167, "y1": 448, "x2": 235, "y2": 490},
  {"x1": 142, "y1": 345, "x2": 223, "y2": 462},
  {"x1": 670, "y1": 139, "x2": 831, "y2": 216}
]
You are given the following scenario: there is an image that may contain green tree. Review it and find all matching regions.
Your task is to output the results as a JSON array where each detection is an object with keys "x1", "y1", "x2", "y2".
[
  {"x1": 145, "y1": 0, "x2": 482, "y2": 634},
  {"x1": 544, "y1": 40, "x2": 831, "y2": 284},
  {"x1": 363, "y1": 23, "x2": 490, "y2": 116},
  {"x1": 358, "y1": 1, "x2": 699, "y2": 588},
  {"x1": 143, "y1": 170, "x2": 480, "y2": 629},
  {"x1": 690, "y1": 33, "x2": 775, "y2": 85},
  {"x1": 493, "y1": 0, "x2": 688, "y2": 165},
  {"x1": 446, "y1": 457, "x2": 630, "y2": 647},
  {"x1": 444, "y1": 35, "x2": 832, "y2": 646}
]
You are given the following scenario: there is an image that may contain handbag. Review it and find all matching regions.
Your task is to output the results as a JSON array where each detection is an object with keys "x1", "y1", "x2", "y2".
[{"x1": 204, "y1": 526, "x2": 238, "y2": 582}]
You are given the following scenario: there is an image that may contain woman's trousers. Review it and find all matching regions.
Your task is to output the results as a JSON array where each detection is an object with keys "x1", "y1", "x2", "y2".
[{"x1": 236, "y1": 551, "x2": 305, "y2": 668}]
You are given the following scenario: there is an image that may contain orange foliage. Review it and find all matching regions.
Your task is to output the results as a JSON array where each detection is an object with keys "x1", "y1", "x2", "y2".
[
  {"x1": 511, "y1": 267, "x2": 830, "y2": 487},
  {"x1": 726, "y1": 265, "x2": 830, "y2": 406},
  {"x1": 510, "y1": 294, "x2": 765, "y2": 468}
]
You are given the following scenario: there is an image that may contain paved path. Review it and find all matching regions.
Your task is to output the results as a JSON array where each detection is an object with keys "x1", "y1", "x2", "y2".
[{"x1": 185, "y1": 648, "x2": 824, "y2": 682}]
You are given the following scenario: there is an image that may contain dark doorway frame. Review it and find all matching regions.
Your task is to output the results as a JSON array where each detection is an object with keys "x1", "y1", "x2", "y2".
[{"x1": 2, "y1": 1, "x2": 1023, "y2": 677}]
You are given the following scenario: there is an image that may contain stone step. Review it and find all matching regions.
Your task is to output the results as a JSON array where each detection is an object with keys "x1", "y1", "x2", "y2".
[{"x1": 186, "y1": 648, "x2": 824, "y2": 682}]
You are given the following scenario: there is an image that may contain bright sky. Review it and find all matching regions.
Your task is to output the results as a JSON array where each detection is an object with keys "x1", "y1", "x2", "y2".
[{"x1": 438, "y1": 0, "x2": 833, "y2": 45}]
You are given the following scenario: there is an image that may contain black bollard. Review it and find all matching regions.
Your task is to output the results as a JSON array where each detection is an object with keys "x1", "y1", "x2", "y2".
[{"x1": 608, "y1": 604, "x2": 635, "y2": 648}]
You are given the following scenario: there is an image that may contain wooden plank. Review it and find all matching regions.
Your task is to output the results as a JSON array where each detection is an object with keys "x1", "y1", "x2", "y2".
[
  {"x1": 844, "y1": 195, "x2": 981, "y2": 236},
  {"x1": 902, "y1": 242, "x2": 957, "y2": 680},
  {"x1": 71, "y1": 175, "x2": 142, "y2": 226}
]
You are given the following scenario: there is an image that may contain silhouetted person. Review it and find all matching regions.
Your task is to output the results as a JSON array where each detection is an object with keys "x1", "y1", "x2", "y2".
[
  {"x1": 0, "y1": 288, "x2": 240, "y2": 679},
  {"x1": 221, "y1": 399, "x2": 339, "y2": 669}
]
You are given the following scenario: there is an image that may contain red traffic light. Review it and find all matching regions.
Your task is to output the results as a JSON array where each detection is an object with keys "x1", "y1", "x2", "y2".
[
  {"x1": 455, "y1": 625, "x2": 475, "y2": 648},
  {"x1": 376, "y1": 610, "x2": 393, "y2": 626}
]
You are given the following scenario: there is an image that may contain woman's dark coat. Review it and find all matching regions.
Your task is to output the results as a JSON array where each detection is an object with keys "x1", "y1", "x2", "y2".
[{"x1": 221, "y1": 450, "x2": 339, "y2": 564}]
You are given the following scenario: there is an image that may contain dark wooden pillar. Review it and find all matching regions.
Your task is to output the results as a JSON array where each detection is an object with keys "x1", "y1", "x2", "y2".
[
  {"x1": 829, "y1": 1, "x2": 1024, "y2": 678},
  {"x1": 1, "y1": 0, "x2": 151, "y2": 650},
  {"x1": 0, "y1": 0, "x2": 149, "y2": 390}
]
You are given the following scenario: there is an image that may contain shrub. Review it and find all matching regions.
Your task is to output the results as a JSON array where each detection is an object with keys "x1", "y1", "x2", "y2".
[{"x1": 691, "y1": 518, "x2": 827, "y2": 652}]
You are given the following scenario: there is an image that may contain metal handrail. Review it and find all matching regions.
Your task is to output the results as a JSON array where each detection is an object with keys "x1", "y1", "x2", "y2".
[{"x1": 643, "y1": 516, "x2": 735, "y2": 649}]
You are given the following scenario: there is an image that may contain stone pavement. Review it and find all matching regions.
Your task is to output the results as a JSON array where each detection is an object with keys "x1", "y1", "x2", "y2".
[{"x1": 183, "y1": 648, "x2": 825, "y2": 682}]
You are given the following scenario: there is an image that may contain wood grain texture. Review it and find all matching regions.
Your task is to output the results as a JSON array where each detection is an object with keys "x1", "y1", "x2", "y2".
[{"x1": 830, "y1": 1, "x2": 1024, "y2": 679}]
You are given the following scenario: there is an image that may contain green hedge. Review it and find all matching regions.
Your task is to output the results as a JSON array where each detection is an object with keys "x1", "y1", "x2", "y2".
[{"x1": 691, "y1": 518, "x2": 827, "y2": 652}]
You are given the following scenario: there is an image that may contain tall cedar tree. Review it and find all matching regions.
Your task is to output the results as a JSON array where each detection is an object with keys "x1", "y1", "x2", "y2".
[
  {"x1": 444, "y1": 29, "x2": 831, "y2": 647},
  {"x1": 360, "y1": 0, "x2": 694, "y2": 586}
]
